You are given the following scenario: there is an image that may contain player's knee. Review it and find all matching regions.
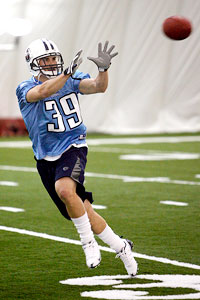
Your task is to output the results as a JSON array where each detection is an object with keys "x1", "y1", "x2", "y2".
[
  {"x1": 57, "y1": 188, "x2": 76, "y2": 205},
  {"x1": 55, "y1": 177, "x2": 77, "y2": 205}
]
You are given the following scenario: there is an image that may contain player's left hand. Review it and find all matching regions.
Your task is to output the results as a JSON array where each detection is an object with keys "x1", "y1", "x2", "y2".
[
  {"x1": 87, "y1": 41, "x2": 118, "y2": 72},
  {"x1": 64, "y1": 50, "x2": 83, "y2": 76}
]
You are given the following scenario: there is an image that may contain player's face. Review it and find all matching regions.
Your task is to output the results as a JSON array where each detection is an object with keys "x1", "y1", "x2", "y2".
[{"x1": 39, "y1": 55, "x2": 58, "y2": 71}]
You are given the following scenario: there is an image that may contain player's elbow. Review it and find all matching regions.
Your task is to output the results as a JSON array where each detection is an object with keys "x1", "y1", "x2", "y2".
[
  {"x1": 99, "y1": 87, "x2": 107, "y2": 93},
  {"x1": 97, "y1": 83, "x2": 108, "y2": 93}
]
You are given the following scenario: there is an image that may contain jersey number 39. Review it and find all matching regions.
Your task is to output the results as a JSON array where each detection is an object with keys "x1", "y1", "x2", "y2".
[{"x1": 45, "y1": 93, "x2": 82, "y2": 132}]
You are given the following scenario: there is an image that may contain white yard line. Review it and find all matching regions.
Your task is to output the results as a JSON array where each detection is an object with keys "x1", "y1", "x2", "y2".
[
  {"x1": 0, "y1": 136, "x2": 200, "y2": 148},
  {"x1": 160, "y1": 201, "x2": 188, "y2": 206},
  {"x1": 87, "y1": 136, "x2": 200, "y2": 145},
  {"x1": 0, "y1": 141, "x2": 32, "y2": 148},
  {"x1": 120, "y1": 153, "x2": 200, "y2": 160},
  {"x1": 0, "y1": 165, "x2": 37, "y2": 172},
  {"x1": 0, "y1": 206, "x2": 24, "y2": 212},
  {"x1": 0, "y1": 225, "x2": 199, "y2": 270},
  {"x1": 0, "y1": 165, "x2": 200, "y2": 186},
  {"x1": 0, "y1": 181, "x2": 18, "y2": 186}
]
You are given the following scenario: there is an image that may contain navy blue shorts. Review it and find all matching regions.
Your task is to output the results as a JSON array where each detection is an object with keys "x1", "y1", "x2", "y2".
[{"x1": 36, "y1": 146, "x2": 93, "y2": 220}]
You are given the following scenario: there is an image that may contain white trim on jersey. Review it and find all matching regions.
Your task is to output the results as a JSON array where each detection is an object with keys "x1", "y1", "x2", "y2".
[{"x1": 44, "y1": 143, "x2": 88, "y2": 161}]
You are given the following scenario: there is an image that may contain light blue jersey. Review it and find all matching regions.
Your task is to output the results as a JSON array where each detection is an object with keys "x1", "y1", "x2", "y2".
[{"x1": 16, "y1": 71, "x2": 90, "y2": 160}]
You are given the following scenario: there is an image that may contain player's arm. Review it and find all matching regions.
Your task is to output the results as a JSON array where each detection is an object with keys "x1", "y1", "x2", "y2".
[
  {"x1": 79, "y1": 71, "x2": 108, "y2": 94},
  {"x1": 27, "y1": 50, "x2": 83, "y2": 103},
  {"x1": 79, "y1": 41, "x2": 118, "y2": 95},
  {"x1": 26, "y1": 73, "x2": 70, "y2": 102}
]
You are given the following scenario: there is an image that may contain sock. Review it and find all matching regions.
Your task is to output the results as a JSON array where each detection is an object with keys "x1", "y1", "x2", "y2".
[
  {"x1": 71, "y1": 212, "x2": 94, "y2": 245},
  {"x1": 97, "y1": 224, "x2": 124, "y2": 252}
]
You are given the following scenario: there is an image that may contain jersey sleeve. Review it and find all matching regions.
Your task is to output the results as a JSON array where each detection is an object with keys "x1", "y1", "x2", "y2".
[
  {"x1": 72, "y1": 70, "x2": 90, "y2": 94},
  {"x1": 16, "y1": 81, "x2": 36, "y2": 110}
]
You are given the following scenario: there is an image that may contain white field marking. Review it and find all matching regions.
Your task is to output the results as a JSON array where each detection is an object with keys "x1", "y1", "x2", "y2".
[
  {"x1": 65, "y1": 274, "x2": 200, "y2": 300},
  {"x1": 0, "y1": 181, "x2": 18, "y2": 186},
  {"x1": 120, "y1": 153, "x2": 200, "y2": 161},
  {"x1": 0, "y1": 136, "x2": 200, "y2": 149},
  {"x1": 160, "y1": 201, "x2": 188, "y2": 206},
  {"x1": 86, "y1": 172, "x2": 200, "y2": 186},
  {"x1": 90, "y1": 147, "x2": 200, "y2": 161},
  {"x1": 86, "y1": 136, "x2": 200, "y2": 146},
  {"x1": 1, "y1": 165, "x2": 200, "y2": 186},
  {"x1": 0, "y1": 225, "x2": 200, "y2": 270},
  {"x1": 89, "y1": 147, "x2": 200, "y2": 161},
  {"x1": 196, "y1": 174, "x2": 200, "y2": 179},
  {"x1": 89, "y1": 147, "x2": 180, "y2": 154},
  {"x1": 0, "y1": 165, "x2": 37, "y2": 172},
  {"x1": 0, "y1": 206, "x2": 25, "y2": 212},
  {"x1": 89, "y1": 147, "x2": 141, "y2": 154},
  {"x1": 62, "y1": 274, "x2": 200, "y2": 287},
  {"x1": 92, "y1": 204, "x2": 107, "y2": 210},
  {"x1": 82, "y1": 290, "x2": 148, "y2": 299},
  {"x1": 0, "y1": 141, "x2": 32, "y2": 148}
]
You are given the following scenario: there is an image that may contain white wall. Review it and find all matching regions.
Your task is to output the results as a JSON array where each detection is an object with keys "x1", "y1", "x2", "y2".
[{"x1": 1, "y1": 0, "x2": 200, "y2": 134}]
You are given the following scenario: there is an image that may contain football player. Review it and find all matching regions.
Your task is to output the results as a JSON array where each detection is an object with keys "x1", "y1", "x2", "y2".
[{"x1": 16, "y1": 38, "x2": 137, "y2": 275}]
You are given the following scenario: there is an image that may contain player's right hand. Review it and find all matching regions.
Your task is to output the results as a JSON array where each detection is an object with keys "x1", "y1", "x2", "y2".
[{"x1": 64, "y1": 50, "x2": 83, "y2": 76}]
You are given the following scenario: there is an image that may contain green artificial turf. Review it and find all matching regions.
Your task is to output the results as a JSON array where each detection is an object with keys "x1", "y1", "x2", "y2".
[{"x1": 0, "y1": 134, "x2": 199, "y2": 299}]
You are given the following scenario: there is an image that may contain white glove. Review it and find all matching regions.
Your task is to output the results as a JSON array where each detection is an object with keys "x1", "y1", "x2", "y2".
[
  {"x1": 87, "y1": 41, "x2": 118, "y2": 72},
  {"x1": 64, "y1": 50, "x2": 83, "y2": 75}
]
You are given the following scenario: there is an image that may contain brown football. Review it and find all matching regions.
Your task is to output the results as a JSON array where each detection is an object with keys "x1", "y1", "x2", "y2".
[{"x1": 162, "y1": 16, "x2": 192, "y2": 40}]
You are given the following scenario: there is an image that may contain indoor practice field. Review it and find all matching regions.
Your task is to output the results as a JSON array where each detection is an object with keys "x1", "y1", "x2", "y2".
[{"x1": 0, "y1": 133, "x2": 200, "y2": 300}]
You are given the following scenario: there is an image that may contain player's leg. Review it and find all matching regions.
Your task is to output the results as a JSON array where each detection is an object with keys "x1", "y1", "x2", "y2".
[
  {"x1": 84, "y1": 200, "x2": 138, "y2": 276},
  {"x1": 55, "y1": 176, "x2": 101, "y2": 268},
  {"x1": 54, "y1": 147, "x2": 101, "y2": 269},
  {"x1": 84, "y1": 199, "x2": 125, "y2": 250},
  {"x1": 36, "y1": 150, "x2": 101, "y2": 269},
  {"x1": 55, "y1": 176, "x2": 85, "y2": 218}
]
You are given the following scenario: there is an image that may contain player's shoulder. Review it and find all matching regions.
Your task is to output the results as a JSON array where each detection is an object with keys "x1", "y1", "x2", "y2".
[
  {"x1": 16, "y1": 77, "x2": 36, "y2": 91},
  {"x1": 16, "y1": 77, "x2": 37, "y2": 96}
]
